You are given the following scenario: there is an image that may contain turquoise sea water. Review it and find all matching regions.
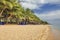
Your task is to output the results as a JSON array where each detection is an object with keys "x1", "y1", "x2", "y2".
[{"x1": 51, "y1": 25, "x2": 60, "y2": 31}]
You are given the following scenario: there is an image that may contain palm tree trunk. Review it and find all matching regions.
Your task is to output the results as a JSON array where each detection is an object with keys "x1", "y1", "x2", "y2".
[
  {"x1": 0, "y1": 7, "x2": 6, "y2": 16},
  {"x1": 6, "y1": 14, "x2": 12, "y2": 24}
]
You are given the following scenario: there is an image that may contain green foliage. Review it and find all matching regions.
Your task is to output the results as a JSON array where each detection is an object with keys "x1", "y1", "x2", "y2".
[{"x1": 0, "y1": 0, "x2": 48, "y2": 24}]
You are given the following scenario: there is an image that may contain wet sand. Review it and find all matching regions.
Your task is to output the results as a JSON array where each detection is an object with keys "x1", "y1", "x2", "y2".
[
  {"x1": 0, "y1": 25, "x2": 54, "y2": 40},
  {"x1": 52, "y1": 28, "x2": 60, "y2": 40}
]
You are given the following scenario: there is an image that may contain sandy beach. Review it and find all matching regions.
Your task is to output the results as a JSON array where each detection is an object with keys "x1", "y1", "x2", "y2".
[{"x1": 0, "y1": 25, "x2": 54, "y2": 40}]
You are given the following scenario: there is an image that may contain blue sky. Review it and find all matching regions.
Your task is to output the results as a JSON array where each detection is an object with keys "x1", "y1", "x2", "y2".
[{"x1": 20, "y1": 0, "x2": 60, "y2": 30}]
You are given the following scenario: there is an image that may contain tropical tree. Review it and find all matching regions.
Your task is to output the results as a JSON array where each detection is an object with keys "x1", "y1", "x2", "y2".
[
  {"x1": 0, "y1": 0, "x2": 48, "y2": 25},
  {"x1": 0, "y1": 0, "x2": 18, "y2": 23}
]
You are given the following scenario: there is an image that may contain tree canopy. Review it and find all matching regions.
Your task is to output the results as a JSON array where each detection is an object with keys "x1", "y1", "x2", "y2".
[{"x1": 0, "y1": 0, "x2": 48, "y2": 25}]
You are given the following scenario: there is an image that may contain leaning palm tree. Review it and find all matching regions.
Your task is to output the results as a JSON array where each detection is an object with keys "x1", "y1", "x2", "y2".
[
  {"x1": 0, "y1": 0, "x2": 13, "y2": 15},
  {"x1": 0, "y1": 0, "x2": 19, "y2": 24}
]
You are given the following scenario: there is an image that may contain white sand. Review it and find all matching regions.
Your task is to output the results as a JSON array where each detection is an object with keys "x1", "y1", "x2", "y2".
[{"x1": 0, "y1": 25, "x2": 54, "y2": 40}]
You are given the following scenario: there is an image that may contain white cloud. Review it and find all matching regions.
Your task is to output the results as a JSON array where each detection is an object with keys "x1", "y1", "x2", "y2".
[
  {"x1": 20, "y1": 2, "x2": 38, "y2": 9},
  {"x1": 45, "y1": 0, "x2": 60, "y2": 4},
  {"x1": 35, "y1": 10, "x2": 60, "y2": 20},
  {"x1": 20, "y1": 0, "x2": 60, "y2": 4},
  {"x1": 20, "y1": 0, "x2": 45, "y2": 4},
  {"x1": 20, "y1": 0, "x2": 60, "y2": 9},
  {"x1": 20, "y1": 0, "x2": 45, "y2": 9}
]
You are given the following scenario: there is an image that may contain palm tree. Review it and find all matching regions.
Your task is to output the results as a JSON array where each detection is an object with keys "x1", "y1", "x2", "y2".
[
  {"x1": 0, "y1": 0, "x2": 48, "y2": 25},
  {"x1": 0, "y1": 0, "x2": 19, "y2": 24},
  {"x1": 0, "y1": 0, "x2": 13, "y2": 15}
]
